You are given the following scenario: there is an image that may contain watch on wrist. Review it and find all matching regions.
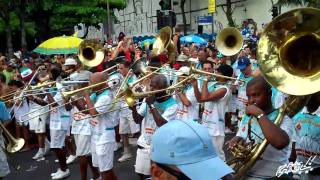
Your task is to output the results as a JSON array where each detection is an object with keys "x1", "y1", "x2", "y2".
[
  {"x1": 149, "y1": 104, "x2": 155, "y2": 109},
  {"x1": 256, "y1": 113, "x2": 265, "y2": 120}
]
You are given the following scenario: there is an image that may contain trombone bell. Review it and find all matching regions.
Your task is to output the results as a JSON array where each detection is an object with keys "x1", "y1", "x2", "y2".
[
  {"x1": 79, "y1": 40, "x2": 105, "y2": 67},
  {"x1": 0, "y1": 122, "x2": 25, "y2": 153},
  {"x1": 216, "y1": 27, "x2": 243, "y2": 56}
]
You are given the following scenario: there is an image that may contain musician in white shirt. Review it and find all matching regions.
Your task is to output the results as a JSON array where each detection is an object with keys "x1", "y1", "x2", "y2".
[
  {"x1": 130, "y1": 74, "x2": 178, "y2": 180},
  {"x1": 84, "y1": 72, "x2": 118, "y2": 180},
  {"x1": 191, "y1": 62, "x2": 233, "y2": 161},
  {"x1": 117, "y1": 61, "x2": 140, "y2": 162}
]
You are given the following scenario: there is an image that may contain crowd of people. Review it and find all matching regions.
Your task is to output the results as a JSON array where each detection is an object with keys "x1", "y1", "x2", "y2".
[{"x1": 0, "y1": 29, "x2": 318, "y2": 180}]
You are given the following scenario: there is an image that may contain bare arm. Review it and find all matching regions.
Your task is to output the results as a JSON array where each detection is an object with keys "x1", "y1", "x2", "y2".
[
  {"x1": 191, "y1": 80, "x2": 203, "y2": 103},
  {"x1": 149, "y1": 107, "x2": 167, "y2": 127},
  {"x1": 84, "y1": 92, "x2": 99, "y2": 116},
  {"x1": 130, "y1": 105, "x2": 144, "y2": 124},
  {"x1": 176, "y1": 91, "x2": 191, "y2": 106},
  {"x1": 201, "y1": 80, "x2": 227, "y2": 102}
]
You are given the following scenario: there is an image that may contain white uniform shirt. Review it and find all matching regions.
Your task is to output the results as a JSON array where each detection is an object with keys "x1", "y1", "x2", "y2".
[
  {"x1": 175, "y1": 85, "x2": 199, "y2": 122},
  {"x1": 71, "y1": 107, "x2": 91, "y2": 135},
  {"x1": 13, "y1": 99, "x2": 30, "y2": 123},
  {"x1": 236, "y1": 110, "x2": 295, "y2": 178},
  {"x1": 202, "y1": 83, "x2": 231, "y2": 136},
  {"x1": 137, "y1": 97, "x2": 178, "y2": 148},
  {"x1": 90, "y1": 90, "x2": 115, "y2": 144},
  {"x1": 49, "y1": 91, "x2": 71, "y2": 131}
]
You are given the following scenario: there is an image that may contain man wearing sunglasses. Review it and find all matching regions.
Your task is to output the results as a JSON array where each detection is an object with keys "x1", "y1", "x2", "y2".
[{"x1": 151, "y1": 120, "x2": 234, "y2": 180}]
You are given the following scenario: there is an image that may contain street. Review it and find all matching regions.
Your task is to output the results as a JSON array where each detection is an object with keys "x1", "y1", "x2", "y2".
[{"x1": 5, "y1": 134, "x2": 234, "y2": 180}]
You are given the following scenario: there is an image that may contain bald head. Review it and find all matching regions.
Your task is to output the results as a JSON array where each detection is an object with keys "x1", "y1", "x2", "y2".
[
  {"x1": 247, "y1": 76, "x2": 271, "y2": 93},
  {"x1": 90, "y1": 72, "x2": 107, "y2": 84},
  {"x1": 150, "y1": 74, "x2": 168, "y2": 90}
]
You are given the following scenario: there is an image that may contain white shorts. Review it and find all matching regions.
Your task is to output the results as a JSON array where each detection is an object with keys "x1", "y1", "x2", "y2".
[
  {"x1": 119, "y1": 115, "x2": 140, "y2": 135},
  {"x1": 91, "y1": 142, "x2": 116, "y2": 172},
  {"x1": 50, "y1": 130, "x2": 69, "y2": 149},
  {"x1": 74, "y1": 134, "x2": 91, "y2": 156},
  {"x1": 33, "y1": 117, "x2": 47, "y2": 133},
  {"x1": 135, "y1": 148, "x2": 151, "y2": 175}
]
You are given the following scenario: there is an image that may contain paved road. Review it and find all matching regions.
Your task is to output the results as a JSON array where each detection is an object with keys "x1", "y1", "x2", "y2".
[
  {"x1": 5, "y1": 134, "x2": 235, "y2": 180},
  {"x1": 6, "y1": 145, "x2": 139, "y2": 180}
]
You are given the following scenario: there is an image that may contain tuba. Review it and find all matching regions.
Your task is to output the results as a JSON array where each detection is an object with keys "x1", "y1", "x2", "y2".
[
  {"x1": 216, "y1": 27, "x2": 244, "y2": 56},
  {"x1": 152, "y1": 26, "x2": 177, "y2": 64},
  {"x1": 228, "y1": 8, "x2": 320, "y2": 178},
  {"x1": 78, "y1": 40, "x2": 105, "y2": 67}
]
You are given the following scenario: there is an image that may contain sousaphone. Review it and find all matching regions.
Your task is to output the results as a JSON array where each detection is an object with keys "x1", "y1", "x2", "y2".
[
  {"x1": 216, "y1": 27, "x2": 244, "y2": 56},
  {"x1": 227, "y1": 8, "x2": 320, "y2": 178},
  {"x1": 152, "y1": 26, "x2": 177, "y2": 64}
]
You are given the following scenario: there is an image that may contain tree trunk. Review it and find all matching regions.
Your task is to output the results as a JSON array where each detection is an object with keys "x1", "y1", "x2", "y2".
[
  {"x1": 180, "y1": 0, "x2": 187, "y2": 35},
  {"x1": 226, "y1": 0, "x2": 236, "y2": 27},
  {"x1": 20, "y1": 0, "x2": 27, "y2": 53},
  {"x1": 4, "y1": 14, "x2": 14, "y2": 58}
]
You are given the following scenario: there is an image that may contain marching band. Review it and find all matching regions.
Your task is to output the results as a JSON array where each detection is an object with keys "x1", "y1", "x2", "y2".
[{"x1": 0, "y1": 7, "x2": 319, "y2": 180}]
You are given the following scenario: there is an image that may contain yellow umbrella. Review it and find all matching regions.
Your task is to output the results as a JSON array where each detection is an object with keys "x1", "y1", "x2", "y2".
[{"x1": 33, "y1": 36, "x2": 83, "y2": 55}]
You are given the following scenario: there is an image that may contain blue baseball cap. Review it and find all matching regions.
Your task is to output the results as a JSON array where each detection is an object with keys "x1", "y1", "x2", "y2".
[
  {"x1": 151, "y1": 120, "x2": 233, "y2": 180},
  {"x1": 237, "y1": 56, "x2": 251, "y2": 70}
]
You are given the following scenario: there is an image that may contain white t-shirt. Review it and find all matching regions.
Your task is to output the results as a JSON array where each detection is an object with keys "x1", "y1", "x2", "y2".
[
  {"x1": 236, "y1": 110, "x2": 295, "y2": 178},
  {"x1": 71, "y1": 107, "x2": 91, "y2": 135},
  {"x1": 175, "y1": 85, "x2": 199, "y2": 122},
  {"x1": 13, "y1": 99, "x2": 30, "y2": 122},
  {"x1": 90, "y1": 90, "x2": 116, "y2": 144},
  {"x1": 137, "y1": 97, "x2": 178, "y2": 148},
  {"x1": 202, "y1": 83, "x2": 231, "y2": 137},
  {"x1": 49, "y1": 91, "x2": 71, "y2": 131}
]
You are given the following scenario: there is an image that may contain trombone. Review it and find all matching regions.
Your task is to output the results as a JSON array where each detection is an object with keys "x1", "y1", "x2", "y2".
[{"x1": 0, "y1": 122, "x2": 25, "y2": 153}]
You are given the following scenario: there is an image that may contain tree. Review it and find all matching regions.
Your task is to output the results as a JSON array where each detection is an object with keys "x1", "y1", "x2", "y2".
[
  {"x1": 0, "y1": 0, "x2": 15, "y2": 58},
  {"x1": 180, "y1": 0, "x2": 187, "y2": 35},
  {"x1": 276, "y1": 0, "x2": 320, "y2": 8},
  {"x1": 218, "y1": 0, "x2": 246, "y2": 28}
]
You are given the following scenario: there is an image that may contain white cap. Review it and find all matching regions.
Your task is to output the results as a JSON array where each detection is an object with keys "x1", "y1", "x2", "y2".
[
  {"x1": 177, "y1": 54, "x2": 189, "y2": 62},
  {"x1": 175, "y1": 66, "x2": 190, "y2": 76},
  {"x1": 64, "y1": 58, "x2": 78, "y2": 66}
]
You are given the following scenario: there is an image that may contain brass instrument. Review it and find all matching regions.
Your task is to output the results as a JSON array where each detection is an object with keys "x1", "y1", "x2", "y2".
[
  {"x1": 61, "y1": 78, "x2": 120, "y2": 99},
  {"x1": 189, "y1": 65, "x2": 246, "y2": 84},
  {"x1": 216, "y1": 27, "x2": 244, "y2": 56},
  {"x1": 78, "y1": 40, "x2": 105, "y2": 67},
  {"x1": 152, "y1": 26, "x2": 177, "y2": 64},
  {"x1": 0, "y1": 122, "x2": 25, "y2": 153},
  {"x1": 124, "y1": 75, "x2": 191, "y2": 107},
  {"x1": 227, "y1": 8, "x2": 320, "y2": 178}
]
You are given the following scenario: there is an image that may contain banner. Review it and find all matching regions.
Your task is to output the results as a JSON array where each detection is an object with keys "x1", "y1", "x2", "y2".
[{"x1": 208, "y1": 0, "x2": 216, "y2": 13}]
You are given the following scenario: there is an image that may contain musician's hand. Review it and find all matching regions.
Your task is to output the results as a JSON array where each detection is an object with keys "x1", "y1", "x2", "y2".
[
  {"x1": 146, "y1": 96, "x2": 156, "y2": 106},
  {"x1": 230, "y1": 84, "x2": 238, "y2": 91},
  {"x1": 225, "y1": 136, "x2": 246, "y2": 150},
  {"x1": 27, "y1": 95, "x2": 34, "y2": 101},
  {"x1": 245, "y1": 105, "x2": 264, "y2": 117},
  {"x1": 90, "y1": 119, "x2": 99, "y2": 126},
  {"x1": 189, "y1": 77, "x2": 197, "y2": 87}
]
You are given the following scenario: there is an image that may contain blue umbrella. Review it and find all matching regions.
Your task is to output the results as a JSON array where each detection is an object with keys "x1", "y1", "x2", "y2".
[
  {"x1": 141, "y1": 38, "x2": 156, "y2": 48},
  {"x1": 180, "y1": 35, "x2": 208, "y2": 45}
]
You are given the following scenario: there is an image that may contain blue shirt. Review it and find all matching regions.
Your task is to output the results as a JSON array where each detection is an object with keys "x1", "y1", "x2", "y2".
[{"x1": 0, "y1": 101, "x2": 10, "y2": 122}]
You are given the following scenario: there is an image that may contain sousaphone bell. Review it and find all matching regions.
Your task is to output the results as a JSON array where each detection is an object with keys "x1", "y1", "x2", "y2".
[
  {"x1": 78, "y1": 40, "x2": 105, "y2": 67},
  {"x1": 216, "y1": 27, "x2": 244, "y2": 56}
]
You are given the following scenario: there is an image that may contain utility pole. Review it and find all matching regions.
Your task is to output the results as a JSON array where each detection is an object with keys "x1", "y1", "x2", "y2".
[
  {"x1": 107, "y1": 0, "x2": 111, "y2": 39},
  {"x1": 211, "y1": 13, "x2": 214, "y2": 40}
]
